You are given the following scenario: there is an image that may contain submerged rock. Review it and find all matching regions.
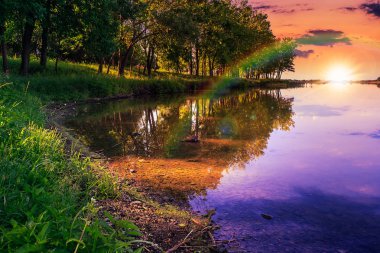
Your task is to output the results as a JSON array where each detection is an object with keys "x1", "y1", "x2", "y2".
[{"x1": 261, "y1": 214, "x2": 273, "y2": 220}]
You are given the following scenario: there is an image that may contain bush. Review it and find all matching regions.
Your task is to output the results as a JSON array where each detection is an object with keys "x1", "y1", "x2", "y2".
[{"x1": 0, "y1": 84, "x2": 142, "y2": 252}]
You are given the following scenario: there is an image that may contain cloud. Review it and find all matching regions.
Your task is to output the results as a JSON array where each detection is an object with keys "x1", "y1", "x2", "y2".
[
  {"x1": 253, "y1": 3, "x2": 314, "y2": 14},
  {"x1": 294, "y1": 49, "x2": 315, "y2": 58},
  {"x1": 254, "y1": 4, "x2": 275, "y2": 10},
  {"x1": 360, "y1": 2, "x2": 380, "y2": 17},
  {"x1": 273, "y1": 8, "x2": 295, "y2": 14},
  {"x1": 281, "y1": 24, "x2": 295, "y2": 27},
  {"x1": 296, "y1": 29, "x2": 352, "y2": 47},
  {"x1": 338, "y1": 6, "x2": 358, "y2": 12}
]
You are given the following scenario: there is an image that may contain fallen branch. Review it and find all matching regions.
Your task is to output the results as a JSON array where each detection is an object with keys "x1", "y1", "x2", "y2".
[
  {"x1": 166, "y1": 229, "x2": 194, "y2": 253},
  {"x1": 166, "y1": 226, "x2": 215, "y2": 253}
]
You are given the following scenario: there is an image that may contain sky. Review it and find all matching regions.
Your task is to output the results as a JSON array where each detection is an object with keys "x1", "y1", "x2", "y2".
[{"x1": 249, "y1": 0, "x2": 380, "y2": 80}]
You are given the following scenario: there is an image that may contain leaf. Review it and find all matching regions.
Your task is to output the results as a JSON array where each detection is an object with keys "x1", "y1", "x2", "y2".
[
  {"x1": 66, "y1": 238, "x2": 85, "y2": 249},
  {"x1": 133, "y1": 248, "x2": 143, "y2": 253},
  {"x1": 15, "y1": 244, "x2": 43, "y2": 253},
  {"x1": 36, "y1": 222, "x2": 49, "y2": 244}
]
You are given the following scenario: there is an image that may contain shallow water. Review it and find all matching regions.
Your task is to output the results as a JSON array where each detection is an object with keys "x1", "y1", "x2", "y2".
[{"x1": 66, "y1": 83, "x2": 380, "y2": 252}]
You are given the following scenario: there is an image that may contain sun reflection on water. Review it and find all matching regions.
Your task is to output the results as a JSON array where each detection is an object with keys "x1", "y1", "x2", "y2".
[{"x1": 325, "y1": 63, "x2": 355, "y2": 83}]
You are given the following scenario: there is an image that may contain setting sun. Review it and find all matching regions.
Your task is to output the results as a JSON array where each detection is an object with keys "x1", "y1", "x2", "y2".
[{"x1": 326, "y1": 65, "x2": 353, "y2": 82}]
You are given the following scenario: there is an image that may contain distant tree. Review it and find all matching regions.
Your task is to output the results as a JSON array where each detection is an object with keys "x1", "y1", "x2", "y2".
[
  {"x1": 81, "y1": 0, "x2": 118, "y2": 73},
  {"x1": 0, "y1": 0, "x2": 9, "y2": 73},
  {"x1": 18, "y1": 0, "x2": 45, "y2": 75},
  {"x1": 39, "y1": 0, "x2": 51, "y2": 68}
]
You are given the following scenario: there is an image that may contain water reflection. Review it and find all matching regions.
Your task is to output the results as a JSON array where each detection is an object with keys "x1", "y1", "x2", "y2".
[
  {"x1": 67, "y1": 89, "x2": 294, "y2": 165},
  {"x1": 66, "y1": 89, "x2": 294, "y2": 200},
  {"x1": 66, "y1": 84, "x2": 380, "y2": 252}
]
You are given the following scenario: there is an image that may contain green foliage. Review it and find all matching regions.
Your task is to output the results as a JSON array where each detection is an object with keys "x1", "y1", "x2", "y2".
[
  {"x1": 2, "y1": 58, "x2": 197, "y2": 102},
  {"x1": 1, "y1": 0, "x2": 295, "y2": 79},
  {"x1": 0, "y1": 83, "x2": 142, "y2": 252}
]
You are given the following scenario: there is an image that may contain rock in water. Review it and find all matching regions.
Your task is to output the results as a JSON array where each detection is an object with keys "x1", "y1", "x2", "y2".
[{"x1": 261, "y1": 214, "x2": 273, "y2": 220}]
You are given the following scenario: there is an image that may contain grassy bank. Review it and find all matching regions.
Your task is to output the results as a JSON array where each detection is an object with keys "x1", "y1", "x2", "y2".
[
  {"x1": 2, "y1": 57, "x2": 306, "y2": 103},
  {"x1": 1, "y1": 62, "x2": 214, "y2": 251},
  {"x1": 3, "y1": 58, "x2": 208, "y2": 102},
  {"x1": 0, "y1": 83, "x2": 146, "y2": 252}
]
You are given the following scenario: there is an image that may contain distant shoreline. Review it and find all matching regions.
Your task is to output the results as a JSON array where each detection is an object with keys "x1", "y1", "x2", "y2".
[{"x1": 287, "y1": 80, "x2": 380, "y2": 85}]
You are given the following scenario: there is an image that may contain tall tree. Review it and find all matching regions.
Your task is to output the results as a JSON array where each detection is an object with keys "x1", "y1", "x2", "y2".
[
  {"x1": 40, "y1": 0, "x2": 51, "y2": 68},
  {"x1": 19, "y1": 0, "x2": 44, "y2": 75},
  {"x1": 0, "y1": 0, "x2": 9, "y2": 73}
]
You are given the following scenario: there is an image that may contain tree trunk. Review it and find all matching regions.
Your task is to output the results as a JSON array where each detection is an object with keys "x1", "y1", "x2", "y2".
[
  {"x1": 40, "y1": 0, "x2": 51, "y2": 68},
  {"x1": 208, "y1": 56, "x2": 213, "y2": 77},
  {"x1": 129, "y1": 47, "x2": 134, "y2": 76},
  {"x1": 146, "y1": 46, "x2": 154, "y2": 78},
  {"x1": 55, "y1": 56, "x2": 58, "y2": 72},
  {"x1": 202, "y1": 56, "x2": 206, "y2": 77},
  {"x1": 195, "y1": 46, "x2": 199, "y2": 76},
  {"x1": 98, "y1": 58, "x2": 104, "y2": 74},
  {"x1": 118, "y1": 44, "x2": 133, "y2": 77},
  {"x1": 189, "y1": 49, "x2": 193, "y2": 75},
  {"x1": 0, "y1": 22, "x2": 9, "y2": 74},
  {"x1": 117, "y1": 49, "x2": 122, "y2": 75},
  {"x1": 106, "y1": 53, "x2": 115, "y2": 74},
  {"x1": 20, "y1": 18, "x2": 36, "y2": 75}
]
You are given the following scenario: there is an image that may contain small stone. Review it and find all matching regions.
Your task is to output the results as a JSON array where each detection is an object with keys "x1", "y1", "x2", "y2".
[
  {"x1": 129, "y1": 169, "x2": 137, "y2": 173},
  {"x1": 261, "y1": 214, "x2": 273, "y2": 220},
  {"x1": 178, "y1": 223, "x2": 187, "y2": 228}
]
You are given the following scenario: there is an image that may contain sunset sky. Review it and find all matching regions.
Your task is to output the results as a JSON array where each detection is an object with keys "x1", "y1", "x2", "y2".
[{"x1": 250, "y1": 0, "x2": 380, "y2": 80}]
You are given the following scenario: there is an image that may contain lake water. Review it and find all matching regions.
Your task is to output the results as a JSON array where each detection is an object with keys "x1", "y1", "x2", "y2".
[{"x1": 65, "y1": 83, "x2": 380, "y2": 252}]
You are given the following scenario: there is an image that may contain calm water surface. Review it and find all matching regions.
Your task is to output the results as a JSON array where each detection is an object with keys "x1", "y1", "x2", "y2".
[{"x1": 66, "y1": 83, "x2": 380, "y2": 252}]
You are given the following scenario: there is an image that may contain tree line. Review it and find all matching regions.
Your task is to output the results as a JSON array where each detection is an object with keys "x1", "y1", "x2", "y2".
[{"x1": 0, "y1": 0, "x2": 296, "y2": 78}]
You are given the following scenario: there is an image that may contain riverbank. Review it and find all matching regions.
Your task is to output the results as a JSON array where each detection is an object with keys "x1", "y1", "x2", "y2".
[
  {"x1": 2, "y1": 58, "x2": 307, "y2": 103},
  {"x1": 3, "y1": 61, "x2": 207, "y2": 102},
  {"x1": 0, "y1": 58, "x2": 306, "y2": 252},
  {"x1": 0, "y1": 81, "x2": 220, "y2": 252}
]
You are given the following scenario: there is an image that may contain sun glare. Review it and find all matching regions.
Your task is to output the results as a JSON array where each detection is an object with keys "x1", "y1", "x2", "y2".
[{"x1": 326, "y1": 65, "x2": 353, "y2": 83}]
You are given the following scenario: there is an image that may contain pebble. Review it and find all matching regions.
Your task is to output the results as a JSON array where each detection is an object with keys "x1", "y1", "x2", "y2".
[{"x1": 261, "y1": 214, "x2": 273, "y2": 220}]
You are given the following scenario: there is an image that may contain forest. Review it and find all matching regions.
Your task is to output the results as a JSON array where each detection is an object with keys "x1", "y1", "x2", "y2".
[{"x1": 0, "y1": 0, "x2": 296, "y2": 80}]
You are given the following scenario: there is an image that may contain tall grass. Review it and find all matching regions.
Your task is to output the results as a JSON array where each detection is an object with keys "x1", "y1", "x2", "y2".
[
  {"x1": 0, "y1": 83, "x2": 143, "y2": 252},
  {"x1": 2, "y1": 57, "x2": 204, "y2": 102}
]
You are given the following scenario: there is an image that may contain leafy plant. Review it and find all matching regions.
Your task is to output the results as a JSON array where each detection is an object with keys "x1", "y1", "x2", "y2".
[{"x1": 0, "y1": 82, "x2": 144, "y2": 252}]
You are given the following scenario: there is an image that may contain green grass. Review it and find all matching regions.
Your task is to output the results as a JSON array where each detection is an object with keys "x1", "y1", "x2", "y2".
[
  {"x1": 2, "y1": 57, "x2": 206, "y2": 102},
  {"x1": 0, "y1": 82, "x2": 144, "y2": 252}
]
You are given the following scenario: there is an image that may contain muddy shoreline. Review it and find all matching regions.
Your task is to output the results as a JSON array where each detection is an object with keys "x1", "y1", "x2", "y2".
[{"x1": 45, "y1": 101, "x2": 226, "y2": 252}]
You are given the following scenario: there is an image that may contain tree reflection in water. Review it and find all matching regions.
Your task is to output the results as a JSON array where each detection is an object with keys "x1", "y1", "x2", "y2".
[{"x1": 66, "y1": 89, "x2": 295, "y2": 200}]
